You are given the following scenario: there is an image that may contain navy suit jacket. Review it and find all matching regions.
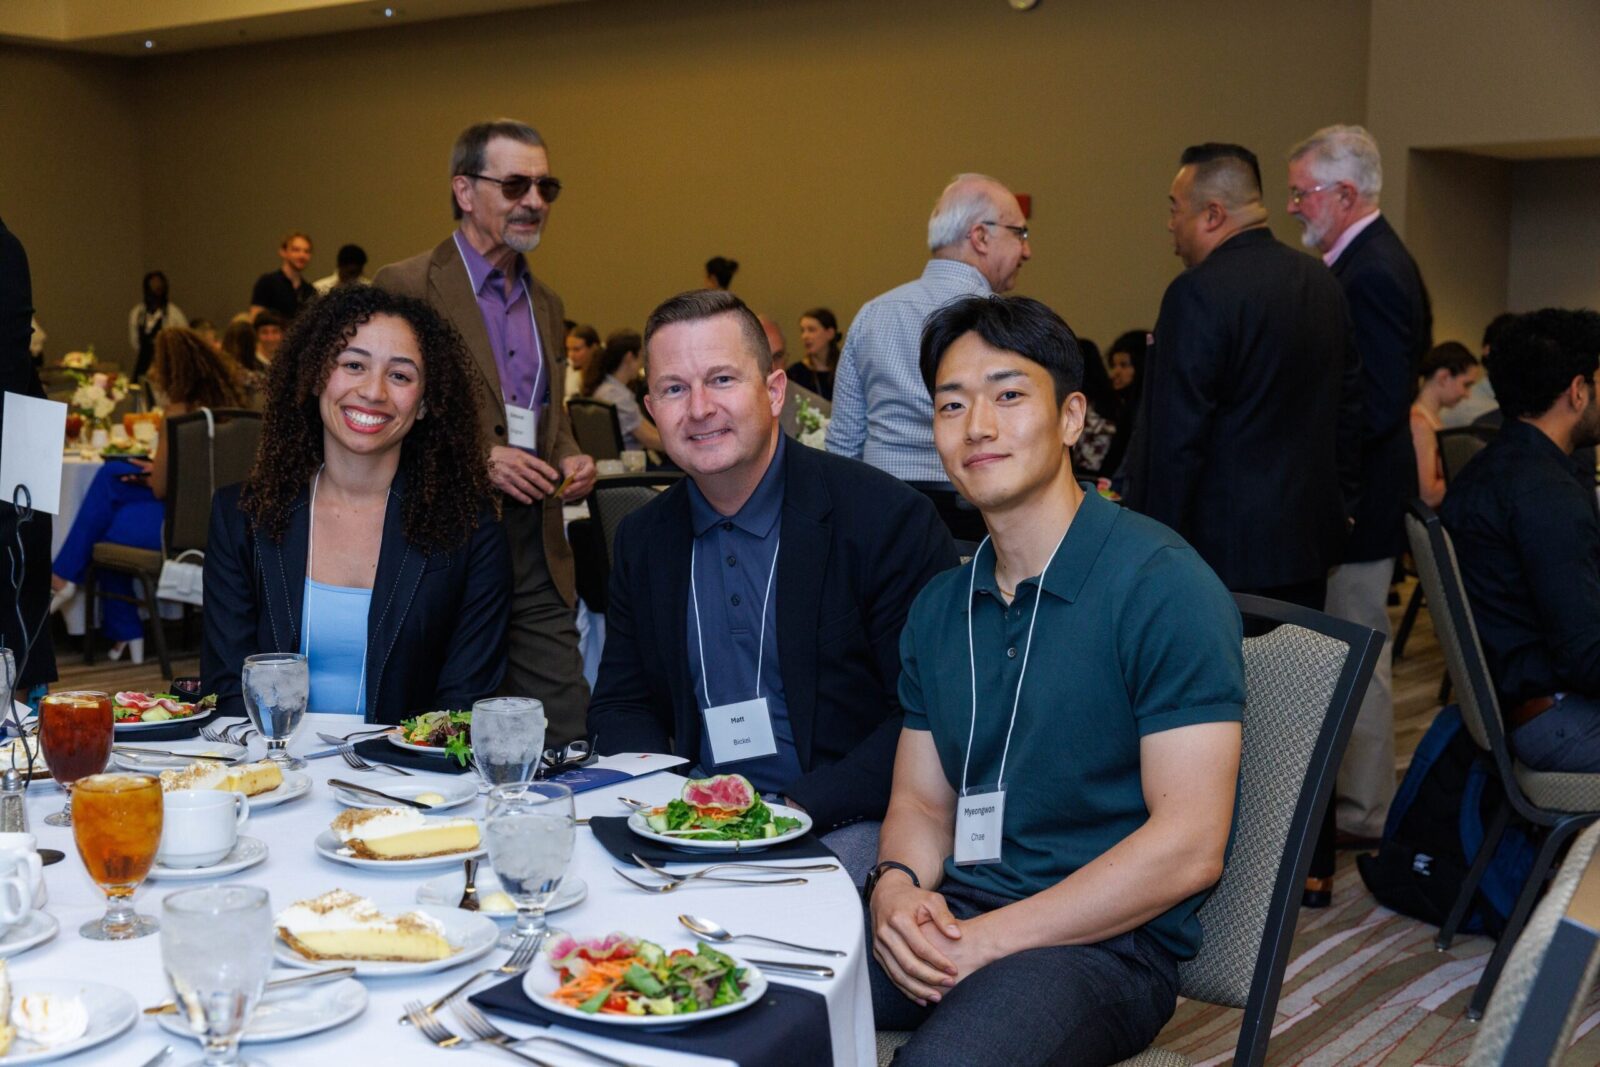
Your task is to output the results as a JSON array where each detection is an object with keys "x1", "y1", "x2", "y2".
[
  {"x1": 1331, "y1": 215, "x2": 1433, "y2": 562},
  {"x1": 587, "y1": 441, "x2": 958, "y2": 832},
  {"x1": 201, "y1": 473, "x2": 511, "y2": 724}
]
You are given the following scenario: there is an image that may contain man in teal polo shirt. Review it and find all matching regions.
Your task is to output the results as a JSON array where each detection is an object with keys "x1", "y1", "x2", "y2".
[{"x1": 863, "y1": 295, "x2": 1246, "y2": 1066}]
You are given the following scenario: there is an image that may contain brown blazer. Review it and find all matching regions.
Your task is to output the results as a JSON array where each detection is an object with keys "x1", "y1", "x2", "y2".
[{"x1": 374, "y1": 234, "x2": 581, "y2": 603}]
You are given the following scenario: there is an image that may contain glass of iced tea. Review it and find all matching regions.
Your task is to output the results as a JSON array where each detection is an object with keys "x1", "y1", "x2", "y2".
[
  {"x1": 36, "y1": 690, "x2": 114, "y2": 827},
  {"x1": 72, "y1": 772, "x2": 163, "y2": 940}
]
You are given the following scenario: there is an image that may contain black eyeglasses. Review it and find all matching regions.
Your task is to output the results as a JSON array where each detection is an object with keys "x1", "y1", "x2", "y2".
[
  {"x1": 982, "y1": 220, "x2": 1030, "y2": 241},
  {"x1": 464, "y1": 173, "x2": 563, "y2": 203}
]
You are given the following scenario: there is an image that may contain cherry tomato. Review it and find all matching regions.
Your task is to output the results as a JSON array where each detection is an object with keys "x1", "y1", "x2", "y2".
[{"x1": 603, "y1": 994, "x2": 630, "y2": 1013}]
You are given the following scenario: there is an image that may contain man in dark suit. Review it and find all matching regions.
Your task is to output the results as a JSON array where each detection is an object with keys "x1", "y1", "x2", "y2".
[
  {"x1": 1124, "y1": 142, "x2": 1362, "y2": 609},
  {"x1": 1289, "y1": 125, "x2": 1432, "y2": 843},
  {"x1": 588, "y1": 289, "x2": 957, "y2": 873},
  {"x1": 375, "y1": 119, "x2": 596, "y2": 744}
]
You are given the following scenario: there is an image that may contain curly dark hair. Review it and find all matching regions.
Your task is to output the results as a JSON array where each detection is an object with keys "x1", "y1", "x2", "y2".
[
  {"x1": 1485, "y1": 308, "x2": 1600, "y2": 420},
  {"x1": 239, "y1": 286, "x2": 495, "y2": 552}
]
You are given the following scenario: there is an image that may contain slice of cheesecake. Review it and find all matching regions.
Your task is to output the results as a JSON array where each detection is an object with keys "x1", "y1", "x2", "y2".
[
  {"x1": 276, "y1": 889, "x2": 455, "y2": 962},
  {"x1": 330, "y1": 807, "x2": 479, "y2": 860},
  {"x1": 159, "y1": 760, "x2": 284, "y2": 797}
]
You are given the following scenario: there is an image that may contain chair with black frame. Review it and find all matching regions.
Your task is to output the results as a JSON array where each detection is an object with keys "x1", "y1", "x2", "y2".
[
  {"x1": 83, "y1": 408, "x2": 262, "y2": 678},
  {"x1": 587, "y1": 472, "x2": 684, "y2": 572},
  {"x1": 876, "y1": 595, "x2": 1383, "y2": 1067},
  {"x1": 1406, "y1": 502, "x2": 1600, "y2": 1021},
  {"x1": 567, "y1": 397, "x2": 624, "y2": 462},
  {"x1": 1469, "y1": 819, "x2": 1600, "y2": 1067}
]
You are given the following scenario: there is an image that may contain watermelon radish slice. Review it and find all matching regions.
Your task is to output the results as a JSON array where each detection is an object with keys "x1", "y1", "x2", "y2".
[
  {"x1": 114, "y1": 692, "x2": 155, "y2": 710},
  {"x1": 681, "y1": 774, "x2": 756, "y2": 813}
]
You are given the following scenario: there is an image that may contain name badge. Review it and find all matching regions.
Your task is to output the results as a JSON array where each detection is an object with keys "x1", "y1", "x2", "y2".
[
  {"x1": 702, "y1": 697, "x2": 778, "y2": 766},
  {"x1": 505, "y1": 404, "x2": 538, "y2": 450},
  {"x1": 954, "y1": 787, "x2": 1006, "y2": 866}
]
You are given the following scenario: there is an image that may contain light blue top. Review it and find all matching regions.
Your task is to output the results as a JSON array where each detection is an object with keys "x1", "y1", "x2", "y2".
[{"x1": 301, "y1": 578, "x2": 371, "y2": 715}]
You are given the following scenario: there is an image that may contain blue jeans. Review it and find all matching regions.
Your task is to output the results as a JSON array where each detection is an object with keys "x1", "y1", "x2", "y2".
[
  {"x1": 52, "y1": 461, "x2": 163, "y2": 642},
  {"x1": 1512, "y1": 693, "x2": 1600, "y2": 773},
  {"x1": 869, "y1": 881, "x2": 1179, "y2": 1067}
]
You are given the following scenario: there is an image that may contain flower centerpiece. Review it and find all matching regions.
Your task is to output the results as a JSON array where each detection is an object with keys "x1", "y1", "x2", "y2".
[
  {"x1": 795, "y1": 396, "x2": 830, "y2": 451},
  {"x1": 61, "y1": 349, "x2": 131, "y2": 448}
]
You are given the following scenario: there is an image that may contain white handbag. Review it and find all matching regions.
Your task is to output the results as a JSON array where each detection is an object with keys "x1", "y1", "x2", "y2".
[{"x1": 155, "y1": 408, "x2": 214, "y2": 608}]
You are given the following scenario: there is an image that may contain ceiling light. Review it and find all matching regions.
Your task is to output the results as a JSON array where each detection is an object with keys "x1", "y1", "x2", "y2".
[{"x1": 143, "y1": 39, "x2": 154, "y2": 48}]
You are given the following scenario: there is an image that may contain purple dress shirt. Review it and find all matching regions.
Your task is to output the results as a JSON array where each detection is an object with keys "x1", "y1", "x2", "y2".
[{"x1": 451, "y1": 230, "x2": 546, "y2": 438}]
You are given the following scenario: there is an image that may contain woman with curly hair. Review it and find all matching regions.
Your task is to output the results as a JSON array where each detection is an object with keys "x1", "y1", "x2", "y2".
[{"x1": 201, "y1": 286, "x2": 511, "y2": 721}]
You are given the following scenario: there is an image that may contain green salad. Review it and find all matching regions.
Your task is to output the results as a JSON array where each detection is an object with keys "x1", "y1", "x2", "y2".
[
  {"x1": 644, "y1": 794, "x2": 802, "y2": 841},
  {"x1": 398, "y1": 710, "x2": 472, "y2": 765},
  {"x1": 547, "y1": 933, "x2": 749, "y2": 1016}
]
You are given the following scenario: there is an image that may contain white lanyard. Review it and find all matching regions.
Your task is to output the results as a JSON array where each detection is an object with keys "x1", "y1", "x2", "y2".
[
  {"x1": 959, "y1": 527, "x2": 1070, "y2": 795},
  {"x1": 452, "y1": 231, "x2": 544, "y2": 415},
  {"x1": 300, "y1": 467, "x2": 373, "y2": 715},
  {"x1": 690, "y1": 534, "x2": 781, "y2": 706}
]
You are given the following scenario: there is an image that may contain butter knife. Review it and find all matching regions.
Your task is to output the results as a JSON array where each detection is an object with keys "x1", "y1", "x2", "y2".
[
  {"x1": 744, "y1": 958, "x2": 835, "y2": 979},
  {"x1": 144, "y1": 966, "x2": 356, "y2": 1014},
  {"x1": 327, "y1": 778, "x2": 432, "y2": 810},
  {"x1": 114, "y1": 746, "x2": 238, "y2": 763}
]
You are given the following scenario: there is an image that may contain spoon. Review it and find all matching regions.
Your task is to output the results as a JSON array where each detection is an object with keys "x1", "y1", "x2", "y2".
[
  {"x1": 457, "y1": 856, "x2": 480, "y2": 911},
  {"x1": 678, "y1": 914, "x2": 845, "y2": 957}
]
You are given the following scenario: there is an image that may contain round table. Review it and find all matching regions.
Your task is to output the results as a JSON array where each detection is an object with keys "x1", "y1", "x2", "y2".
[{"x1": 14, "y1": 714, "x2": 875, "y2": 1065}]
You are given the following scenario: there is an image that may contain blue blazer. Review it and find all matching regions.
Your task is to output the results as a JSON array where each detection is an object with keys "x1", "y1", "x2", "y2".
[
  {"x1": 587, "y1": 441, "x2": 958, "y2": 832},
  {"x1": 201, "y1": 472, "x2": 511, "y2": 724}
]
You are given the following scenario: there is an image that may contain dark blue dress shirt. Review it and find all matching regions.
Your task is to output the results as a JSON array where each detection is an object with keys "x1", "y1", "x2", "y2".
[{"x1": 685, "y1": 435, "x2": 804, "y2": 791}]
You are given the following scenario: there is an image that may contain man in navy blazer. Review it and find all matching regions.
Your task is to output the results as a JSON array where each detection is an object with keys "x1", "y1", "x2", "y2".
[
  {"x1": 587, "y1": 289, "x2": 957, "y2": 854},
  {"x1": 1290, "y1": 125, "x2": 1432, "y2": 842}
]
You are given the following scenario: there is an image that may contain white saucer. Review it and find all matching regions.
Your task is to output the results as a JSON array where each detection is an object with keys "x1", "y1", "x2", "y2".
[
  {"x1": 416, "y1": 871, "x2": 587, "y2": 919},
  {"x1": 0, "y1": 911, "x2": 59, "y2": 958},
  {"x1": 158, "y1": 977, "x2": 367, "y2": 1044},
  {"x1": 148, "y1": 836, "x2": 268, "y2": 880},
  {"x1": 330, "y1": 776, "x2": 477, "y2": 812},
  {"x1": 250, "y1": 771, "x2": 312, "y2": 809},
  {"x1": 274, "y1": 906, "x2": 498, "y2": 977},
  {"x1": 313, "y1": 829, "x2": 485, "y2": 871},
  {"x1": 0, "y1": 979, "x2": 137, "y2": 1063}
]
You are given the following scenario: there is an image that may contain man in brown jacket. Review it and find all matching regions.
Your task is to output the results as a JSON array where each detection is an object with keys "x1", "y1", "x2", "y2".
[{"x1": 375, "y1": 118, "x2": 595, "y2": 744}]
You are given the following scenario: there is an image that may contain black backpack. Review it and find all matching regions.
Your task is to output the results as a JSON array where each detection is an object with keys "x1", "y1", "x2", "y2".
[{"x1": 1356, "y1": 705, "x2": 1536, "y2": 937}]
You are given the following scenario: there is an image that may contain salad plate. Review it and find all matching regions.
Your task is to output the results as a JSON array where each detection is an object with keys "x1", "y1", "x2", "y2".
[
  {"x1": 627, "y1": 802, "x2": 812, "y2": 853},
  {"x1": 112, "y1": 692, "x2": 215, "y2": 731},
  {"x1": 274, "y1": 906, "x2": 497, "y2": 977},
  {"x1": 331, "y1": 776, "x2": 477, "y2": 811},
  {"x1": 0, "y1": 979, "x2": 137, "y2": 1064},
  {"x1": 158, "y1": 977, "x2": 367, "y2": 1043},
  {"x1": 313, "y1": 830, "x2": 485, "y2": 870},
  {"x1": 415, "y1": 871, "x2": 587, "y2": 918},
  {"x1": 522, "y1": 934, "x2": 766, "y2": 1029},
  {"x1": 388, "y1": 710, "x2": 471, "y2": 763}
]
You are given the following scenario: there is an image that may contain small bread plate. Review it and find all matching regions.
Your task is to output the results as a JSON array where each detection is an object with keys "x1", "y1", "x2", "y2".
[
  {"x1": 313, "y1": 830, "x2": 486, "y2": 871},
  {"x1": 147, "y1": 836, "x2": 268, "y2": 881},
  {"x1": 416, "y1": 871, "x2": 587, "y2": 919},
  {"x1": 114, "y1": 704, "x2": 215, "y2": 734},
  {"x1": 158, "y1": 977, "x2": 367, "y2": 1044},
  {"x1": 0, "y1": 911, "x2": 60, "y2": 958},
  {"x1": 331, "y1": 777, "x2": 477, "y2": 812},
  {"x1": 112, "y1": 740, "x2": 247, "y2": 771},
  {"x1": 627, "y1": 803, "x2": 813, "y2": 853},
  {"x1": 522, "y1": 952, "x2": 767, "y2": 1030},
  {"x1": 249, "y1": 771, "x2": 313, "y2": 810},
  {"x1": 274, "y1": 906, "x2": 498, "y2": 977},
  {"x1": 0, "y1": 979, "x2": 137, "y2": 1063}
]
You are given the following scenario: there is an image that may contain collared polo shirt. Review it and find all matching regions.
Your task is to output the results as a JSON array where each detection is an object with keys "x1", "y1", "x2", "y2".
[
  {"x1": 685, "y1": 435, "x2": 803, "y2": 792},
  {"x1": 899, "y1": 489, "x2": 1244, "y2": 960},
  {"x1": 452, "y1": 231, "x2": 546, "y2": 414}
]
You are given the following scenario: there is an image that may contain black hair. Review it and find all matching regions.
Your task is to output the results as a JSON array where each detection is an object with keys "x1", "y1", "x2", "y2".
[
  {"x1": 336, "y1": 244, "x2": 367, "y2": 268},
  {"x1": 705, "y1": 256, "x2": 739, "y2": 289},
  {"x1": 1076, "y1": 338, "x2": 1117, "y2": 415},
  {"x1": 1482, "y1": 312, "x2": 1518, "y2": 354},
  {"x1": 800, "y1": 307, "x2": 842, "y2": 365},
  {"x1": 919, "y1": 295, "x2": 1083, "y2": 406},
  {"x1": 142, "y1": 270, "x2": 169, "y2": 310},
  {"x1": 253, "y1": 310, "x2": 287, "y2": 331},
  {"x1": 1179, "y1": 142, "x2": 1263, "y2": 198},
  {"x1": 585, "y1": 329, "x2": 643, "y2": 397},
  {"x1": 1420, "y1": 341, "x2": 1479, "y2": 379},
  {"x1": 1108, "y1": 329, "x2": 1148, "y2": 383},
  {"x1": 1486, "y1": 308, "x2": 1600, "y2": 420},
  {"x1": 644, "y1": 289, "x2": 771, "y2": 375}
]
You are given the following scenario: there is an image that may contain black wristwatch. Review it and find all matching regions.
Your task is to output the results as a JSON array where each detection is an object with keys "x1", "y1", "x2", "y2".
[{"x1": 863, "y1": 861, "x2": 921, "y2": 904}]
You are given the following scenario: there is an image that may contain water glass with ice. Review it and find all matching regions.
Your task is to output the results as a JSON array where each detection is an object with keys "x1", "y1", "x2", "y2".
[
  {"x1": 161, "y1": 884, "x2": 273, "y2": 1067},
  {"x1": 484, "y1": 782, "x2": 574, "y2": 949},
  {"x1": 241, "y1": 653, "x2": 308, "y2": 770},
  {"x1": 469, "y1": 697, "x2": 546, "y2": 790}
]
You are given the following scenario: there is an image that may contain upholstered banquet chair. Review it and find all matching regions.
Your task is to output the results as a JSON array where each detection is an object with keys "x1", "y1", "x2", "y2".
[{"x1": 567, "y1": 397, "x2": 624, "y2": 461}]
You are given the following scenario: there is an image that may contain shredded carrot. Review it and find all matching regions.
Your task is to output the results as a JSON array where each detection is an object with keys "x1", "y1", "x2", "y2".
[{"x1": 550, "y1": 957, "x2": 639, "y2": 1006}]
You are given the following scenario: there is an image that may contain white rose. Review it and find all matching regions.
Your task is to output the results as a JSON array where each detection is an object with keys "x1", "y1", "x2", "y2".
[{"x1": 94, "y1": 397, "x2": 116, "y2": 419}]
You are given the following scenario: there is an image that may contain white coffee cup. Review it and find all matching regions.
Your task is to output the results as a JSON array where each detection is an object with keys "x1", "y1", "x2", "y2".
[
  {"x1": 596, "y1": 458, "x2": 625, "y2": 475},
  {"x1": 621, "y1": 450, "x2": 647, "y2": 473},
  {"x1": 158, "y1": 790, "x2": 250, "y2": 868},
  {"x1": 0, "y1": 854, "x2": 35, "y2": 936},
  {"x1": 0, "y1": 833, "x2": 46, "y2": 909}
]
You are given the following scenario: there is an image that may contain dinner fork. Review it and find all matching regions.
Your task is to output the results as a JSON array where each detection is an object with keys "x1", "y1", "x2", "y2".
[
  {"x1": 339, "y1": 744, "x2": 412, "y2": 776},
  {"x1": 453, "y1": 1000, "x2": 642, "y2": 1067},
  {"x1": 402, "y1": 929, "x2": 544, "y2": 1024},
  {"x1": 630, "y1": 853, "x2": 839, "y2": 882},
  {"x1": 613, "y1": 867, "x2": 808, "y2": 893},
  {"x1": 403, "y1": 1001, "x2": 558, "y2": 1066}
]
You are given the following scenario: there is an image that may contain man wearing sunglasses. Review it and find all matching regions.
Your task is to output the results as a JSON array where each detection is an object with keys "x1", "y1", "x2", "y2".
[{"x1": 376, "y1": 118, "x2": 596, "y2": 746}]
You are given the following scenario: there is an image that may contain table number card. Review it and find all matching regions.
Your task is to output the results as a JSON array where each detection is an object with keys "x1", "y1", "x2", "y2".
[{"x1": 0, "y1": 392, "x2": 67, "y2": 515}]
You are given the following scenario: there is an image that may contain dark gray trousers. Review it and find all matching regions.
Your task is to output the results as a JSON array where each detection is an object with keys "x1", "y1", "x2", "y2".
[{"x1": 500, "y1": 501, "x2": 589, "y2": 746}]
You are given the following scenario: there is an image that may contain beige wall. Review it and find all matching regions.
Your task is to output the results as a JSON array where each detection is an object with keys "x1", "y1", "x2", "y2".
[
  {"x1": 119, "y1": 0, "x2": 1368, "y2": 354},
  {"x1": 1404, "y1": 150, "x2": 1511, "y2": 345},
  {"x1": 1507, "y1": 158, "x2": 1600, "y2": 314},
  {"x1": 0, "y1": 42, "x2": 145, "y2": 368}
]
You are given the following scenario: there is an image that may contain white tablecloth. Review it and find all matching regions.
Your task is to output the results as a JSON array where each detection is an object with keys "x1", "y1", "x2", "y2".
[{"x1": 15, "y1": 714, "x2": 874, "y2": 1065}]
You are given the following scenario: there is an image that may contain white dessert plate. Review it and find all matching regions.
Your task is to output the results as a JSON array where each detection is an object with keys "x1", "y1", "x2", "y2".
[
  {"x1": 626, "y1": 803, "x2": 812, "y2": 853},
  {"x1": 0, "y1": 979, "x2": 137, "y2": 1063},
  {"x1": 416, "y1": 872, "x2": 587, "y2": 919},
  {"x1": 114, "y1": 705, "x2": 215, "y2": 734},
  {"x1": 331, "y1": 777, "x2": 477, "y2": 812},
  {"x1": 273, "y1": 906, "x2": 498, "y2": 977},
  {"x1": 147, "y1": 836, "x2": 268, "y2": 881},
  {"x1": 522, "y1": 952, "x2": 767, "y2": 1029},
  {"x1": 249, "y1": 771, "x2": 312, "y2": 810},
  {"x1": 158, "y1": 977, "x2": 367, "y2": 1044},
  {"x1": 0, "y1": 911, "x2": 60, "y2": 958},
  {"x1": 313, "y1": 829, "x2": 485, "y2": 871},
  {"x1": 112, "y1": 741, "x2": 247, "y2": 771}
]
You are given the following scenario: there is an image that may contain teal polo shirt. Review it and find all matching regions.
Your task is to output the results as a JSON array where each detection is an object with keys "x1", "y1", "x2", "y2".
[{"x1": 899, "y1": 488, "x2": 1244, "y2": 960}]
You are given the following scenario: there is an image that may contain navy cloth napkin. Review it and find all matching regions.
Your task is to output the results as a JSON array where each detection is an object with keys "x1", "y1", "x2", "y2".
[
  {"x1": 588, "y1": 815, "x2": 836, "y2": 866},
  {"x1": 471, "y1": 972, "x2": 834, "y2": 1067},
  {"x1": 351, "y1": 736, "x2": 473, "y2": 774}
]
